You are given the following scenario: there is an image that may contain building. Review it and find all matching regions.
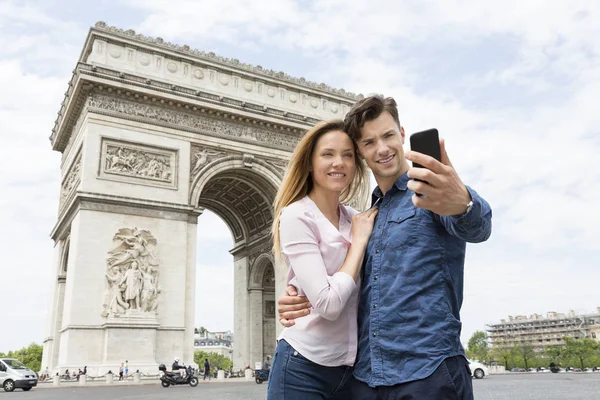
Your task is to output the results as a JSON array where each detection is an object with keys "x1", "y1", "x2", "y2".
[
  {"x1": 194, "y1": 330, "x2": 234, "y2": 360},
  {"x1": 486, "y1": 307, "x2": 600, "y2": 351}
]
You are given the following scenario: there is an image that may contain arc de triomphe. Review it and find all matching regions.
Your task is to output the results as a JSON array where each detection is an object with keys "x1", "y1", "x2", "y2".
[{"x1": 41, "y1": 22, "x2": 367, "y2": 375}]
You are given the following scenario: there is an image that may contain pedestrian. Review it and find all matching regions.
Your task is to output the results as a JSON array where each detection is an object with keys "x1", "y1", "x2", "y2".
[
  {"x1": 203, "y1": 359, "x2": 210, "y2": 381},
  {"x1": 266, "y1": 119, "x2": 375, "y2": 399},
  {"x1": 124, "y1": 360, "x2": 129, "y2": 380},
  {"x1": 119, "y1": 362, "x2": 124, "y2": 381},
  {"x1": 277, "y1": 94, "x2": 492, "y2": 399}
]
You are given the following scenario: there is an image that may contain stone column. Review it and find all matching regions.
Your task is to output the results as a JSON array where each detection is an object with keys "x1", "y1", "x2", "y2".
[
  {"x1": 184, "y1": 213, "x2": 200, "y2": 365},
  {"x1": 248, "y1": 288, "x2": 263, "y2": 369},
  {"x1": 232, "y1": 256, "x2": 249, "y2": 369}
]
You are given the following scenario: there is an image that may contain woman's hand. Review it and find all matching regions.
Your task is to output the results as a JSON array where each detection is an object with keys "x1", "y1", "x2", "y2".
[{"x1": 351, "y1": 207, "x2": 378, "y2": 244}]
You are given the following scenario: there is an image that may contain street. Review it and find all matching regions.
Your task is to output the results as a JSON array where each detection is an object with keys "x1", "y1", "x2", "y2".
[{"x1": 1, "y1": 374, "x2": 599, "y2": 399}]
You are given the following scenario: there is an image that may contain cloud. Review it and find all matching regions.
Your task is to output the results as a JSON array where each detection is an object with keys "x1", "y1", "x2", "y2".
[{"x1": 1, "y1": 0, "x2": 598, "y2": 353}]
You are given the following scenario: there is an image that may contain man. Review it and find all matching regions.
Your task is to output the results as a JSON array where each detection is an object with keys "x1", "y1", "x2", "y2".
[
  {"x1": 262, "y1": 355, "x2": 271, "y2": 372},
  {"x1": 172, "y1": 357, "x2": 185, "y2": 379},
  {"x1": 203, "y1": 358, "x2": 211, "y2": 381},
  {"x1": 277, "y1": 95, "x2": 492, "y2": 399}
]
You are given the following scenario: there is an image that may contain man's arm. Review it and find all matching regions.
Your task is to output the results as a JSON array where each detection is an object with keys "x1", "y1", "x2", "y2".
[
  {"x1": 436, "y1": 186, "x2": 492, "y2": 243},
  {"x1": 277, "y1": 285, "x2": 312, "y2": 327},
  {"x1": 406, "y1": 138, "x2": 492, "y2": 243}
]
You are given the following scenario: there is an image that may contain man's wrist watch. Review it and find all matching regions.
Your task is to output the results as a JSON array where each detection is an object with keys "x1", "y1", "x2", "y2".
[{"x1": 463, "y1": 200, "x2": 474, "y2": 216}]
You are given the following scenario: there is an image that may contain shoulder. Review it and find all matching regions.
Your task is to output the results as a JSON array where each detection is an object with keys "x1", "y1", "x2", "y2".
[{"x1": 280, "y1": 197, "x2": 316, "y2": 224}]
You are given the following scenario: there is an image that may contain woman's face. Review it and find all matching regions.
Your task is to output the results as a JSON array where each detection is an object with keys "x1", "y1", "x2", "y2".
[{"x1": 310, "y1": 130, "x2": 356, "y2": 195}]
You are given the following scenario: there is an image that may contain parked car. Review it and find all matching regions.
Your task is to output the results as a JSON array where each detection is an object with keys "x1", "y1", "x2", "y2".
[
  {"x1": 0, "y1": 358, "x2": 38, "y2": 392},
  {"x1": 510, "y1": 368, "x2": 526, "y2": 372},
  {"x1": 468, "y1": 360, "x2": 489, "y2": 379}
]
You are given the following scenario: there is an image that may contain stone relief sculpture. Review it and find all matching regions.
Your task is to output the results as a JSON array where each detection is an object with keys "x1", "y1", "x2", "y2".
[
  {"x1": 105, "y1": 145, "x2": 172, "y2": 181},
  {"x1": 87, "y1": 94, "x2": 300, "y2": 151},
  {"x1": 60, "y1": 155, "x2": 82, "y2": 207},
  {"x1": 102, "y1": 227, "x2": 160, "y2": 318},
  {"x1": 191, "y1": 146, "x2": 225, "y2": 175}
]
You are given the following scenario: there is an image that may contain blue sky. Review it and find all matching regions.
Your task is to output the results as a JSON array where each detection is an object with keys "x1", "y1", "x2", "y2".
[{"x1": 1, "y1": 0, "x2": 599, "y2": 353}]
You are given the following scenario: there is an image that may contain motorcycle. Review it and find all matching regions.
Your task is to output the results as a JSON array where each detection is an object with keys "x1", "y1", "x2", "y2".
[
  {"x1": 255, "y1": 369, "x2": 269, "y2": 384},
  {"x1": 549, "y1": 363, "x2": 560, "y2": 373},
  {"x1": 158, "y1": 364, "x2": 199, "y2": 388}
]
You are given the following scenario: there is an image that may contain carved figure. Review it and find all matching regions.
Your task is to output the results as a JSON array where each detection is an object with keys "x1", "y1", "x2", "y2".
[
  {"x1": 120, "y1": 261, "x2": 143, "y2": 310},
  {"x1": 102, "y1": 266, "x2": 129, "y2": 317},
  {"x1": 102, "y1": 227, "x2": 160, "y2": 317}
]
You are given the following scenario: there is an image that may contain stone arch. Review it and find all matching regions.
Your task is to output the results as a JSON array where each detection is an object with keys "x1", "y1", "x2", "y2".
[
  {"x1": 191, "y1": 156, "x2": 282, "y2": 245},
  {"x1": 249, "y1": 252, "x2": 276, "y2": 289}
]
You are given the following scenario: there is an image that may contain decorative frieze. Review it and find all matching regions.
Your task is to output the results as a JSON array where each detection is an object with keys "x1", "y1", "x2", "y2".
[
  {"x1": 87, "y1": 93, "x2": 300, "y2": 151},
  {"x1": 99, "y1": 137, "x2": 178, "y2": 189}
]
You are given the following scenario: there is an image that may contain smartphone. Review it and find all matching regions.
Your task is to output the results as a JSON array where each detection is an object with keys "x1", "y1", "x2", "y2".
[
  {"x1": 409, "y1": 128, "x2": 441, "y2": 168},
  {"x1": 409, "y1": 129, "x2": 441, "y2": 196}
]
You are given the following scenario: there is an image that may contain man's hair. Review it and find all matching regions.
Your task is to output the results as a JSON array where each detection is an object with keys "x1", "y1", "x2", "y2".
[{"x1": 344, "y1": 95, "x2": 400, "y2": 141}]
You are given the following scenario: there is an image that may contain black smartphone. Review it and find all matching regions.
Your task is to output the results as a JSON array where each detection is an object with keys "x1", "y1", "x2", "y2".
[
  {"x1": 409, "y1": 128, "x2": 441, "y2": 168},
  {"x1": 409, "y1": 129, "x2": 441, "y2": 196}
]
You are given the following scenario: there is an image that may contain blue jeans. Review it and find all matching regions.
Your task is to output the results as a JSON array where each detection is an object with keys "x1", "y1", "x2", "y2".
[
  {"x1": 352, "y1": 355, "x2": 474, "y2": 400},
  {"x1": 267, "y1": 339, "x2": 354, "y2": 400}
]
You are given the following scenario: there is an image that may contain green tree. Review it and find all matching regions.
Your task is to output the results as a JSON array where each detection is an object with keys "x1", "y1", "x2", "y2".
[
  {"x1": 193, "y1": 350, "x2": 232, "y2": 372},
  {"x1": 514, "y1": 343, "x2": 535, "y2": 370},
  {"x1": 490, "y1": 341, "x2": 514, "y2": 370},
  {"x1": 0, "y1": 343, "x2": 43, "y2": 373},
  {"x1": 544, "y1": 345, "x2": 564, "y2": 365},
  {"x1": 467, "y1": 331, "x2": 489, "y2": 363},
  {"x1": 563, "y1": 337, "x2": 599, "y2": 369}
]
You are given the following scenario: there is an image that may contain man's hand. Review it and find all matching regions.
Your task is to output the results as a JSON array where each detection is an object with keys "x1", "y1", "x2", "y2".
[
  {"x1": 405, "y1": 138, "x2": 471, "y2": 216},
  {"x1": 277, "y1": 285, "x2": 312, "y2": 327}
]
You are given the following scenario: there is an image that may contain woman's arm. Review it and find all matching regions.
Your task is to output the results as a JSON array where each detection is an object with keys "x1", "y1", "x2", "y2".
[{"x1": 280, "y1": 207, "x2": 376, "y2": 321}]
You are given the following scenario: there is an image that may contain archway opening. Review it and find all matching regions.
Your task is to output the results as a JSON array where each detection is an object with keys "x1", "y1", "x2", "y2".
[{"x1": 193, "y1": 166, "x2": 279, "y2": 370}]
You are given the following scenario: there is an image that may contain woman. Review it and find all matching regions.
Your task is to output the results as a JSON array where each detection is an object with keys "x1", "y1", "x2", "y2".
[{"x1": 267, "y1": 120, "x2": 377, "y2": 399}]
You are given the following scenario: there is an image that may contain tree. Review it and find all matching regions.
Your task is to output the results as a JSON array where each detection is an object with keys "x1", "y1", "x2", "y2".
[
  {"x1": 544, "y1": 345, "x2": 564, "y2": 365},
  {"x1": 467, "y1": 331, "x2": 489, "y2": 363},
  {"x1": 0, "y1": 343, "x2": 43, "y2": 373},
  {"x1": 193, "y1": 350, "x2": 232, "y2": 372},
  {"x1": 563, "y1": 337, "x2": 599, "y2": 369},
  {"x1": 514, "y1": 343, "x2": 535, "y2": 370},
  {"x1": 490, "y1": 341, "x2": 514, "y2": 370}
]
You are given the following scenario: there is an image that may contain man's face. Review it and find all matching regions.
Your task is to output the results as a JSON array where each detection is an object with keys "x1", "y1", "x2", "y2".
[{"x1": 356, "y1": 112, "x2": 408, "y2": 186}]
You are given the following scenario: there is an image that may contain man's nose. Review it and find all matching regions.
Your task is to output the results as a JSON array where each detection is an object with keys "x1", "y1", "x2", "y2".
[{"x1": 375, "y1": 141, "x2": 389, "y2": 156}]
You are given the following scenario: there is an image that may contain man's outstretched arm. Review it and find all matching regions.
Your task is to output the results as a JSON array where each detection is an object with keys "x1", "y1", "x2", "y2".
[{"x1": 277, "y1": 285, "x2": 312, "y2": 327}]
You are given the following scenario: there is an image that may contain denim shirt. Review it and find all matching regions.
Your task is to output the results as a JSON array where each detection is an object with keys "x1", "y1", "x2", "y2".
[{"x1": 353, "y1": 172, "x2": 492, "y2": 387}]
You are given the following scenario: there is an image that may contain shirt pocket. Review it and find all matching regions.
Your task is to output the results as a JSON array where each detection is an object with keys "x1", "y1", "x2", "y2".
[{"x1": 385, "y1": 207, "x2": 418, "y2": 248}]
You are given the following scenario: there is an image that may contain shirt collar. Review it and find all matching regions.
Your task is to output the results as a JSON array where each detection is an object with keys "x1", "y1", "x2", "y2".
[{"x1": 372, "y1": 172, "x2": 410, "y2": 202}]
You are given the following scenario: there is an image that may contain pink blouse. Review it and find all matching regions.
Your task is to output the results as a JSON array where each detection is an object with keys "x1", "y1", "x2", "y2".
[{"x1": 278, "y1": 196, "x2": 360, "y2": 367}]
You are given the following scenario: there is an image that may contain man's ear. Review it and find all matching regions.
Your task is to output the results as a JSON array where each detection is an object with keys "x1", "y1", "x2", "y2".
[{"x1": 400, "y1": 126, "x2": 406, "y2": 144}]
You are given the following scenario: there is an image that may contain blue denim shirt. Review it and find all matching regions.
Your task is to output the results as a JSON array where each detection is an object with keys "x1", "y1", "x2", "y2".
[{"x1": 353, "y1": 172, "x2": 492, "y2": 387}]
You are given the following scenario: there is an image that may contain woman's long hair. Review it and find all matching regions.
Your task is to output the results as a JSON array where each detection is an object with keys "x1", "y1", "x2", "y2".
[{"x1": 272, "y1": 119, "x2": 367, "y2": 263}]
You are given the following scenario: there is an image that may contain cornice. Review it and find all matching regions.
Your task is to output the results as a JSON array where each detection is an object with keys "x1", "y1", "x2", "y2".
[
  {"x1": 51, "y1": 64, "x2": 314, "y2": 152},
  {"x1": 50, "y1": 191, "x2": 201, "y2": 241},
  {"x1": 90, "y1": 21, "x2": 363, "y2": 101}
]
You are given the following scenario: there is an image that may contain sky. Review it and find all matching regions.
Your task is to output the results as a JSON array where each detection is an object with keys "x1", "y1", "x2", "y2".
[{"x1": 1, "y1": 0, "x2": 599, "y2": 353}]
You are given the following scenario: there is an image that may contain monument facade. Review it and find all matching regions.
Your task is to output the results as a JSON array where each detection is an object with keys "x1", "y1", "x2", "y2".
[{"x1": 42, "y1": 22, "x2": 368, "y2": 375}]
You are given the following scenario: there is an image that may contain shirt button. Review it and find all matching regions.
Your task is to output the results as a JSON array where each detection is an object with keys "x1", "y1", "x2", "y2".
[
  {"x1": 372, "y1": 333, "x2": 377, "y2": 337},
  {"x1": 374, "y1": 276, "x2": 378, "y2": 280},
  {"x1": 293, "y1": 351, "x2": 298, "y2": 356},
  {"x1": 373, "y1": 304, "x2": 378, "y2": 308},
  {"x1": 378, "y1": 225, "x2": 382, "y2": 229},
  {"x1": 376, "y1": 249, "x2": 380, "y2": 253}
]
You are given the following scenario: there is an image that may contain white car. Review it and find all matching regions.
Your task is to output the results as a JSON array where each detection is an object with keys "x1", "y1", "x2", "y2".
[{"x1": 468, "y1": 360, "x2": 489, "y2": 379}]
